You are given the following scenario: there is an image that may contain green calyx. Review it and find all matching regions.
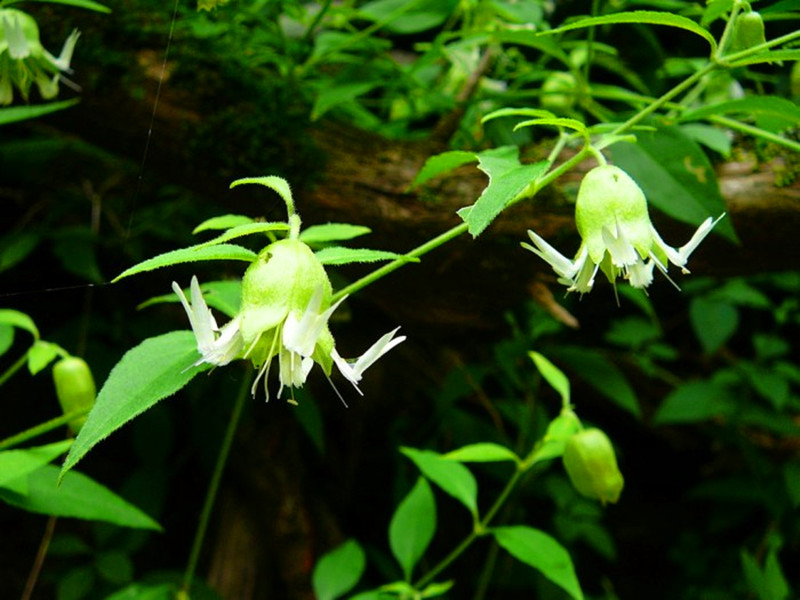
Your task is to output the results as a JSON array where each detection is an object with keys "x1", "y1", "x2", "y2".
[
  {"x1": 730, "y1": 11, "x2": 765, "y2": 53},
  {"x1": 575, "y1": 165, "x2": 652, "y2": 264},
  {"x1": 239, "y1": 238, "x2": 333, "y2": 345},
  {"x1": 562, "y1": 428, "x2": 624, "y2": 505}
]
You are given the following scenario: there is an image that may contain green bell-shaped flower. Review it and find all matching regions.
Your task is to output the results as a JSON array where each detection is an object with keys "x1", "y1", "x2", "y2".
[
  {"x1": 523, "y1": 164, "x2": 724, "y2": 294},
  {"x1": 173, "y1": 240, "x2": 405, "y2": 402},
  {"x1": 562, "y1": 428, "x2": 624, "y2": 505},
  {"x1": 0, "y1": 8, "x2": 79, "y2": 105}
]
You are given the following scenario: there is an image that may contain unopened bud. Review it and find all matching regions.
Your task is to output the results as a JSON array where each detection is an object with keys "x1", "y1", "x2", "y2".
[
  {"x1": 562, "y1": 428, "x2": 624, "y2": 505},
  {"x1": 730, "y1": 11, "x2": 766, "y2": 53},
  {"x1": 52, "y1": 357, "x2": 96, "y2": 434}
]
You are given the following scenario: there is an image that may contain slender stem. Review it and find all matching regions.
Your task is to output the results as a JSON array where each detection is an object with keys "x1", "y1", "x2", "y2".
[
  {"x1": 609, "y1": 63, "x2": 717, "y2": 137},
  {"x1": 0, "y1": 352, "x2": 29, "y2": 388},
  {"x1": 180, "y1": 371, "x2": 252, "y2": 594},
  {"x1": 0, "y1": 408, "x2": 89, "y2": 451},
  {"x1": 709, "y1": 115, "x2": 800, "y2": 152},
  {"x1": 301, "y1": 0, "x2": 333, "y2": 45},
  {"x1": 413, "y1": 467, "x2": 524, "y2": 589},
  {"x1": 331, "y1": 222, "x2": 469, "y2": 302},
  {"x1": 20, "y1": 516, "x2": 57, "y2": 600}
]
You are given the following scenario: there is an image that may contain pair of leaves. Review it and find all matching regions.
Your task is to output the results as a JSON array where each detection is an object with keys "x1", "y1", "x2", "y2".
[{"x1": 0, "y1": 441, "x2": 158, "y2": 529}]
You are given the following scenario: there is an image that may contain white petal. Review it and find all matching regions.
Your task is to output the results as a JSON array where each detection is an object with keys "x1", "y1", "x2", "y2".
[
  {"x1": 601, "y1": 224, "x2": 638, "y2": 267},
  {"x1": 202, "y1": 317, "x2": 243, "y2": 366},
  {"x1": 677, "y1": 214, "x2": 724, "y2": 266},
  {"x1": 523, "y1": 230, "x2": 577, "y2": 279},
  {"x1": 627, "y1": 260, "x2": 655, "y2": 288},
  {"x1": 566, "y1": 247, "x2": 597, "y2": 294},
  {"x1": 172, "y1": 278, "x2": 215, "y2": 350},
  {"x1": 348, "y1": 327, "x2": 406, "y2": 382},
  {"x1": 283, "y1": 289, "x2": 345, "y2": 358}
]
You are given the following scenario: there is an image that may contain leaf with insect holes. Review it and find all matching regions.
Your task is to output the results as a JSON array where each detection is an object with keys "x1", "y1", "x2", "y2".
[
  {"x1": 458, "y1": 147, "x2": 548, "y2": 237},
  {"x1": 113, "y1": 244, "x2": 256, "y2": 282}
]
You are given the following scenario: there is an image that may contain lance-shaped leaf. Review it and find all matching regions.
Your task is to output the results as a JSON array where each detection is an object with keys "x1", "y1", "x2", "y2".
[
  {"x1": 315, "y1": 247, "x2": 419, "y2": 266},
  {"x1": 113, "y1": 244, "x2": 256, "y2": 282},
  {"x1": 0, "y1": 440, "x2": 73, "y2": 487},
  {"x1": 389, "y1": 477, "x2": 436, "y2": 580},
  {"x1": 540, "y1": 11, "x2": 717, "y2": 54},
  {"x1": 192, "y1": 214, "x2": 254, "y2": 234},
  {"x1": 493, "y1": 526, "x2": 583, "y2": 600},
  {"x1": 400, "y1": 447, "x2": 477, "y2": 516},
  {"x1": 299, "y1": 223, "x2": 372, "y2": 245},
  {"x1": 443, "y1": 443, "x2": 519, "y2": 464},
  {"x1": 0, "y1": 465, "x2": 160, "y2": 530},
  {"x1": 409, "y1": 150, "x2": 477, "y2": 189},
  {"x1": 61, "y1": 331, "x2": 212, "y2": 476},
  {"x1": 0, "y1": 99, "x2": 80, "y2": 126},
  {"x1": 193, "y1": 222, "x2": 291, "y2": 250}
]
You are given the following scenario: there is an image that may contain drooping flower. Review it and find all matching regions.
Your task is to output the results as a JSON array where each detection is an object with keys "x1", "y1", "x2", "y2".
[
  {"x1": 523, "y1": 164, "x2": 724, "y2": 294},
  {"x1": 172, "y1": 238, "x2": 405, "y2": 402},
  {"x1": 0, "y1": 9, "x2": 79, "y2": 105}
]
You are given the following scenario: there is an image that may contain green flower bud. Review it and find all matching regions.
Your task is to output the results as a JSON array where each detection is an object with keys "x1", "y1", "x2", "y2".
[
  {"x1": 52, "y1": 357, "x2": 96, "y2": 434},
  {"x1": 541, "y1": 72, "x2": 577, "y2": 114},
  {"x1": 562, "y1": 428, "x2": 624, "y2": 505},
  {"x1": 730, "y1": 11, "x2": 766, "y2": 53}
]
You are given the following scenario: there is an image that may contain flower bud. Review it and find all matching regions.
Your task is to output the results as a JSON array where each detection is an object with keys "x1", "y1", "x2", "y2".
[
  {"x1": 541, "y1": 72, "x2": 577, "y2": 114},
  {"x1": 562, "y1": 428, "x2": 624, "y2": 505},
  {"x1": 52, "y1": 357, "x2": 96, "y2": 434},
  {"x1": 730, "y1": 11, "x2": 766, "y2": 53}
]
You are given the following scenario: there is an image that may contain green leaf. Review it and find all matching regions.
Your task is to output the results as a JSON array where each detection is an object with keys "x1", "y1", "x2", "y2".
[
  {"x1": 358, "y1": 0, "x2": 457, "y2": 33},
  {"x1": 27, "y1": 340, "x2": 63, "y2": 375},
  {"x1": 610, "y1": 125, "x2": 737, "y2": 241},
  {"x1": 0, "y1": 465, "x2": 160, "y2": 529},
  {"x1": 0, "y1": 309, "x2": 39, "y2": 339},
  {"x1": 299, "y1": 223, "x2": 372, "y2": 245},
  {"x1": 460, "y1": 147, "x2": 548, "y2": 237},
  {"x1": 104, "y1": 583, "x2": 176, "y2": 600},
  {"x1": 193, "y1": 222, "x2": 291, "y2": 250},
  {"x1": 482, "y1": 107, "x2": 556, "y2": 124},
  {"x1": 0, "y1": 99, "x2": 79, "y2": 126},
  {"x1": 549, "y1": 347, "x2": 640, "y2": 418},
  {"x1": 493, "y1": 526, "x2": 583, "y2": 600},
  {"x1": 61, "y1": 331, "x2": 212, "y2": 475},
  {"x1": 0, "y1": 440, "x2": 73, "y2": 487},
  {"x1": 529, "y1": 411, "x2": 583, "y2": 465},
  {"x1": 541, "y1": 10, "x2": 717, "y2": 53},
  {"x1": 389, "y1": 477, "x2": 436, "y2": 580},
  {"x1": 312, "y1": 81, "x2": 379, "y2": 121},
  {"x1": 314, "y1": 247, "x2": 418, "y2": 265},
  {"x1": 113, "y1": 243, "x2": 256, "y2": 282},
  {"x1": 58, "y1": 566, "x2": 95, "y2": 600},
  {"x1": 409, "y1": 150, "x2": 478, "y2": 189},
  {"x1": 689, "y1": 297, "x2": 739, "y2": 354},
  {"x1": 95, "y1": 550, "x2": 134, "y2": 585},
  {"x1": 680, "y1": 96, "x2": 800, "y2": 126},
  {"x1": 230, "y1": 176, "x2": 295, "y2": 214},
  {"x1": 420, "y1": 581, "x2": 454, "y2": 598},
  {"x1": 312, "y1": 539, "x2": 366, "y2": 600},
  {"x1": 782, "y1": 462, "x2": 800, "y2": 508},
  {"x1": 680, "y1": 124, "x2": 732, "y2": 157},
  {"x1": 731, "y1": 49, "x2": 800, "y2": 67},
  {"x1": 653, "y1": 380, "x2": 734, "y2": 425},
  {"x1": 0, "y1": 325, "x2": 12, "y2": 357},
  {"x1": 443, "y1": 443, "x2": 519, "y2": 463},
  {"x1": 0, "y1": 231, "x2": 40, "y2": 272},
  {"x1": 139, "y1": 279, "x2": 241, "y2": 319},
  {"x1": 15, "y1": 0, "x2": 111, "y2": 12},
  {"x1": 192, "y1": 214, "x2": 254, "y2": 234},
  {"x1": 400, "y1": 447, "x2": 478, "y2": 516},
  {"x1": 514, "y1": 117, "x2": 587, "y2": 134},
  {"x1": 530, "y1": 351, "x2": 570, "y2": 407}
]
